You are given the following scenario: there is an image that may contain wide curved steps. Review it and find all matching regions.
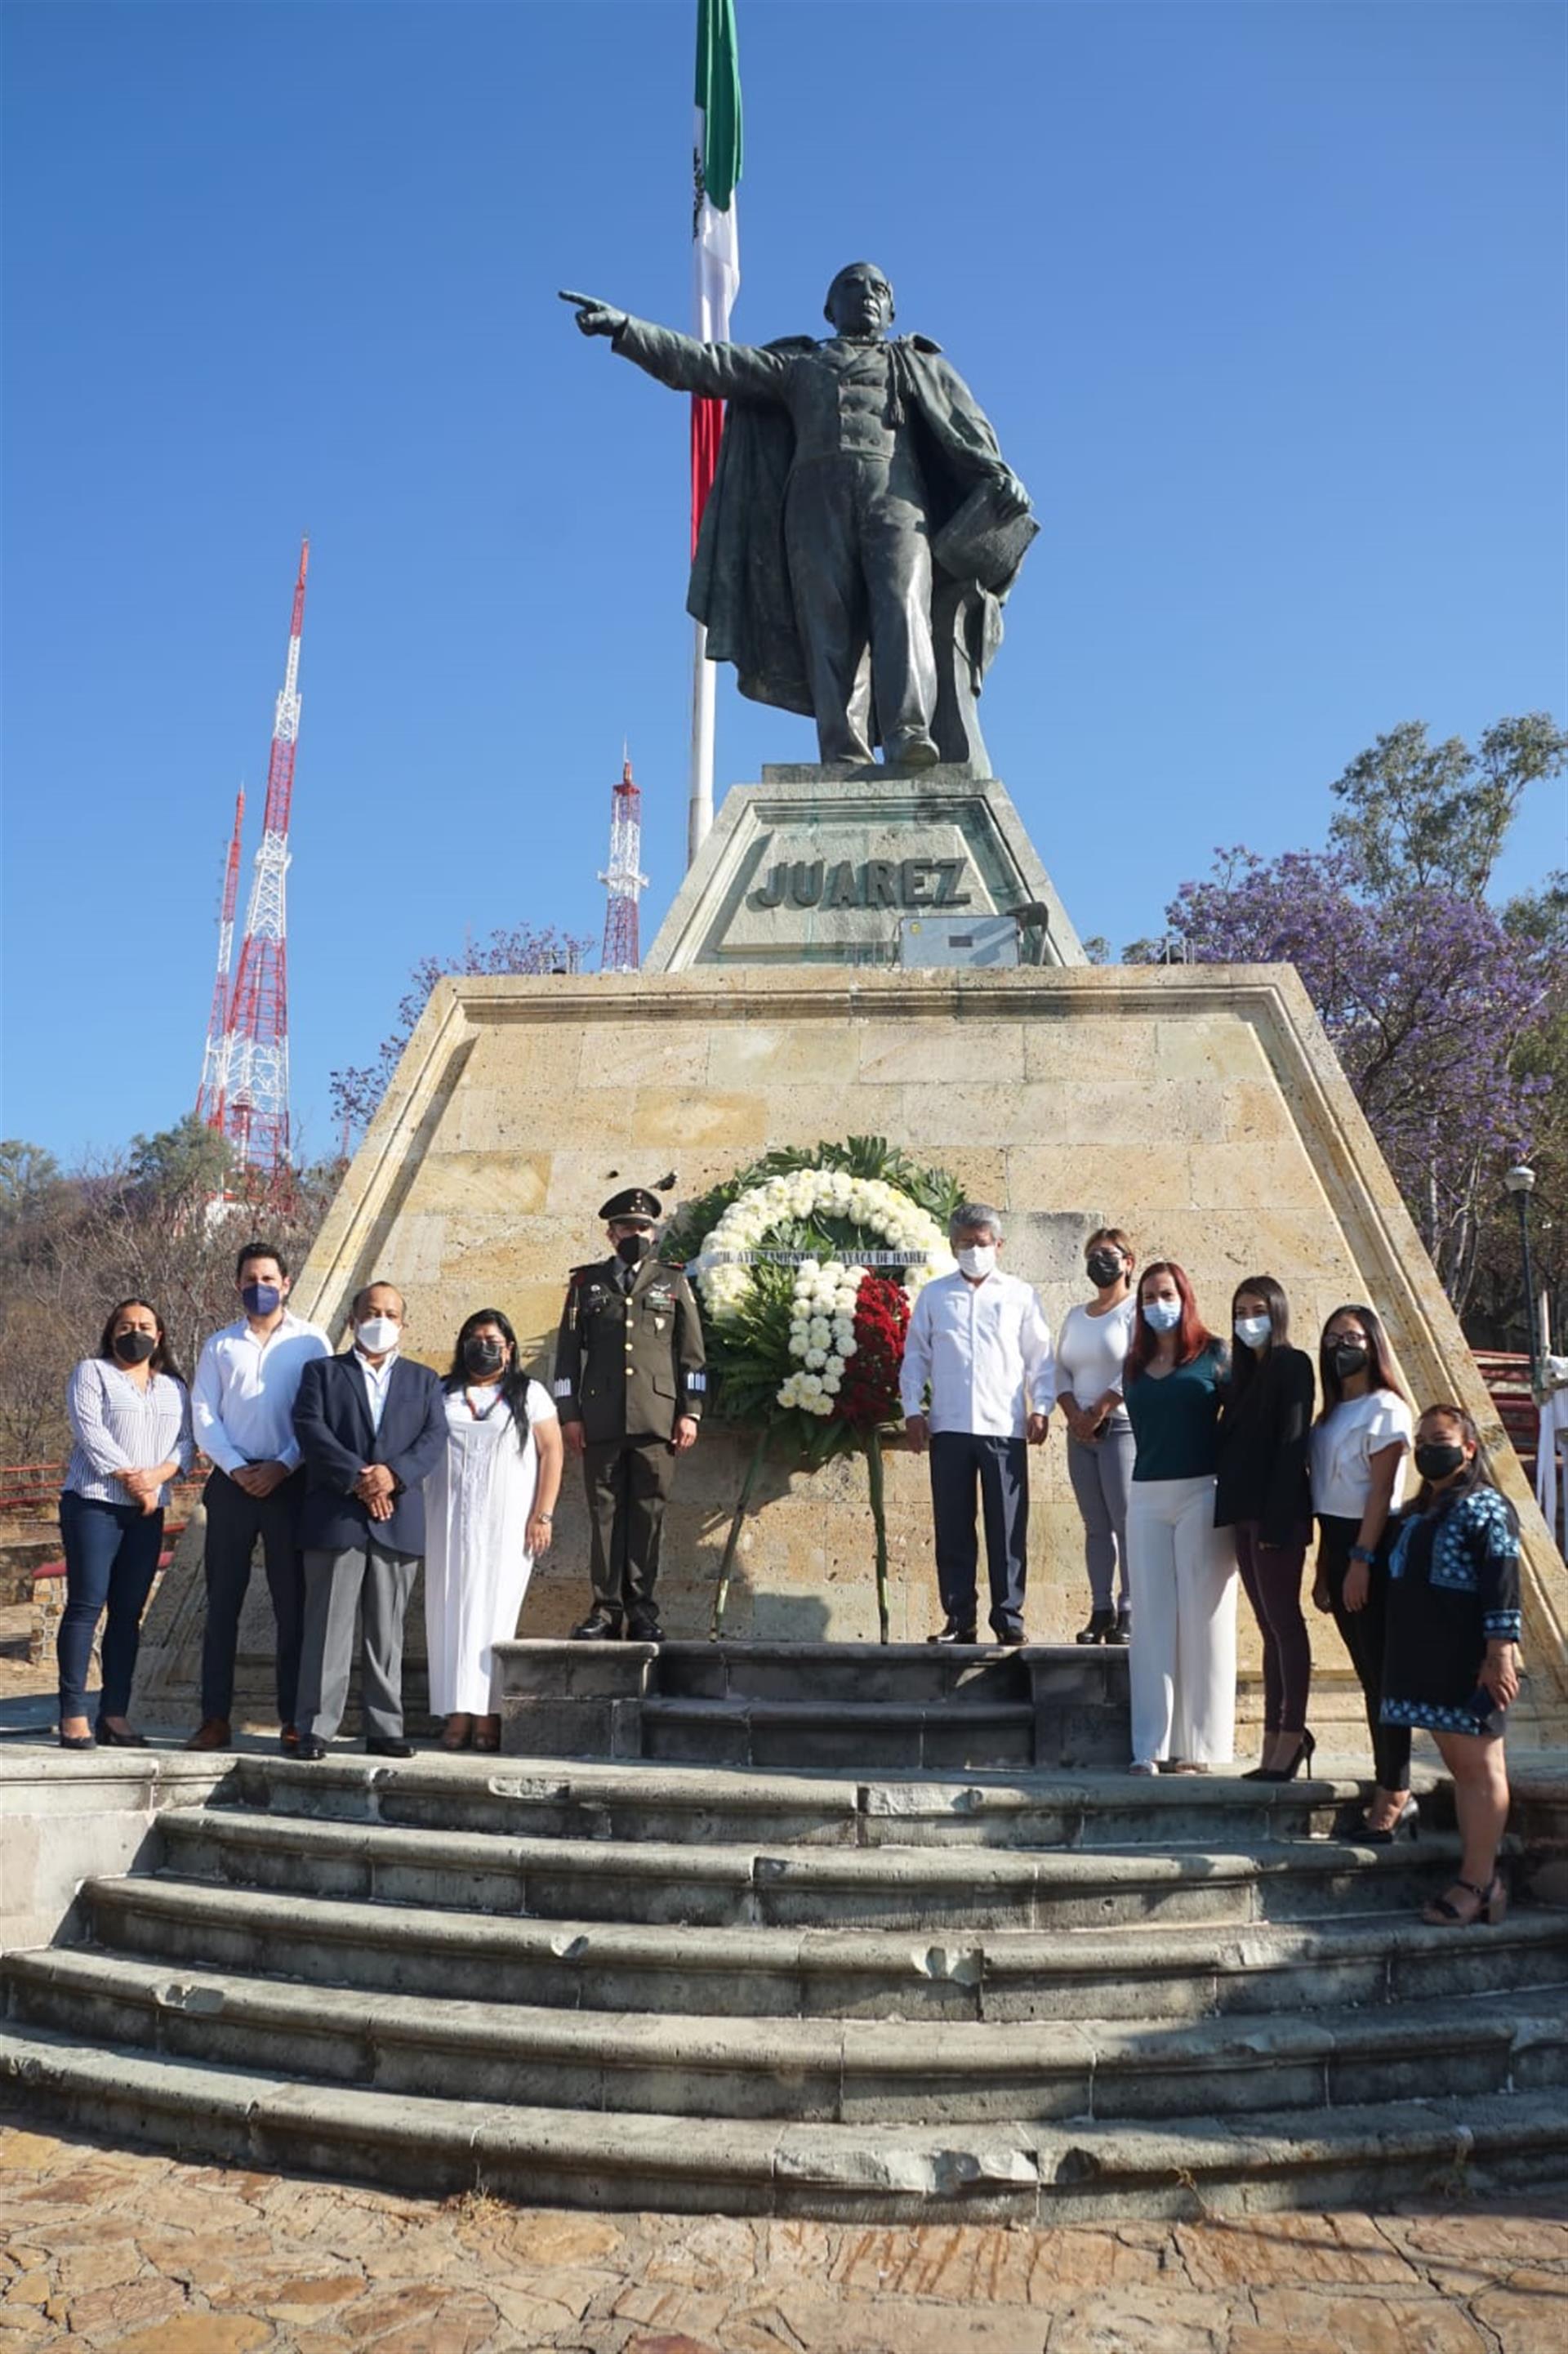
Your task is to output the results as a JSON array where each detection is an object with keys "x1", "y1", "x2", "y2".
[{"x1": 4, "y1": 1733, "x2": 1567, "y2": 2217}]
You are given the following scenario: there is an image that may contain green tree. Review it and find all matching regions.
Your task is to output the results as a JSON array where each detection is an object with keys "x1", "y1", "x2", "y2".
[
  {"x1": 1328, "y1": 713, "x2": 1567, "y2": 898},
  {"x1": 0, "y1": 1139, "x2": 63, "y2": 1229},
  {"x1": 127, "y1": 1112, "x2": 234, "y2": 1209}
]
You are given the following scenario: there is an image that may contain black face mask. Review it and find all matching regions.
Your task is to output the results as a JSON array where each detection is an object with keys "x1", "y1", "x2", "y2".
[
  {"x1": 615, "y1": 1233, "x2": 653, "y2": 1268},
  {"x1": 1086, "y1": 1251, "x2": 1124, "y2": 1289},
  {"x1": 1415, "y1": 1441, "x2": 1467, "y2": 1483},
  {"x1": 463, "y1": 1337, "x2": 506, "y2": 1377},
  {"x1": 113, "y1": 1330, "x2": 157, "y2": 1366},
  {"x1": 1330, "y1": 1340, "x2": 1369, "y2": 1379}
]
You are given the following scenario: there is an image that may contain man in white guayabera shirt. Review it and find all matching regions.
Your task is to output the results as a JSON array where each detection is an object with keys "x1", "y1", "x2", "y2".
[{"x1": 900, "y1": 1202, "x2": 1056, "y2": 1645}]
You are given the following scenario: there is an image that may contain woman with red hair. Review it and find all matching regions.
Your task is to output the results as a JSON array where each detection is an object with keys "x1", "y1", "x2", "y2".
[{"x1": 1122, "y1": 1262, "x2": 1235, "y2": 1773}]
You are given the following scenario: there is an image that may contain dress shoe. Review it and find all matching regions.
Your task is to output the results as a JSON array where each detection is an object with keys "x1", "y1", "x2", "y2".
[
  {"x1": 297, "y1": 1738, "x2": 328, "y2": 1761},
  {"x1": 279, "y1": 1725, "x2": 301, "y2": 1755},
  {"x1": 95, "y1": 1722, "x2": 148, "y2": 1747},
  {"x1": 928, "y1": 1617, "x2": 978, "y2": 1645},
  {"x1": 885, "y1": 729, "x2": 940, "y2": 769},
  {"x1": 1347, "y1": 1795, "x2": 1420, "y2": 1847},
  {"x1": 570, "y1": 1610, "x2": 623, "y2": 1641},
  {"x1": 366, "y1": 1737, "x2": 415, "y2": 1759},
  {"x1": 58, "y1": 1730, "x2": 96, "y2": 1751},
  {"x1": 1255, "y1": 1729, "x2": 1316, "y2": 1784},
  {"x1": 995, "y1": 1626, "x2": 1027, "y2": 1648},
  {"x1": 626, "y1": 1616, "x2": 663, "y2": 1645},
  {"x1": 185, "y1": 1718, "x2": 231, "y2": 1752}
]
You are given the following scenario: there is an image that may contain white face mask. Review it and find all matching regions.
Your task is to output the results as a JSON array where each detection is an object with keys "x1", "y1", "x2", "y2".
[
  {"x1": 1143, "y1": 1297, "x2": 1182, "y2": 1333},
  {"x1": 355, "y1": 1315, "x2": 400, "y2": 1356},
  {"x1": 1234, "y1": 1314, "x2": 1272, "y2": 1350},
  {"x1": 956, "y1": 1244, "x2": 997, "y2": 1278}
]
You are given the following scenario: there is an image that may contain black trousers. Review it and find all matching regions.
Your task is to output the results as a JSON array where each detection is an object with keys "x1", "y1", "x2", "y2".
[
  {"x1": 929, "y1": 1431, "x2": 1029, "y2": 1635},
  {"x1": 582, "y1": 1434, "x2": 678, "y2": 1624},
  {"x1": 199, "y1": 1465, "x2": 308, "y2": 1727},
  {"x1": 1317, "y1": 1512, "x2": 1411, "y2": 1791}
]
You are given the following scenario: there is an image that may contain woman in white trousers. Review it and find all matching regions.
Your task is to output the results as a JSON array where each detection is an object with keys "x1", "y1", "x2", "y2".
[{"x1": 1121, "y1": 1262, "x2": 1236, "y2": 1772}]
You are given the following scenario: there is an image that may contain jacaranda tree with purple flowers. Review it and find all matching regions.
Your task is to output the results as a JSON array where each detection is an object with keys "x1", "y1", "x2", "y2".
[{"x1": 1126, "y1": 716, "x2": 1566, "y2": 1320}]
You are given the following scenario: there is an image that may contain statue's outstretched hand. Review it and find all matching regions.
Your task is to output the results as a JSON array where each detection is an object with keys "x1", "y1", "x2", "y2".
[
  {"x1": 559, "y1": 288, "x2": 627, "y2": 340},
  {"x1": 989, "y1": 465, "x2": 1031, "y2": 521}
]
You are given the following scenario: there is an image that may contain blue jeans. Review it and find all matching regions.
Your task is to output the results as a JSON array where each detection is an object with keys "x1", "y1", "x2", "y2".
[{"x1": 56, "y1": 1490, "x2": 164, "y2": 1724}]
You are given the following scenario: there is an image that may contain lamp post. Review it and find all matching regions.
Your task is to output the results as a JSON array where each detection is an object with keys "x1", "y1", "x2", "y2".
[{"x1": 1504, "y1": 1165, "x2": 1541, "y2": 1393}]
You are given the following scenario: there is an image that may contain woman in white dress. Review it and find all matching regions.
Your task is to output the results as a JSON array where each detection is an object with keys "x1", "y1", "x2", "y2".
[{"x1": 425, "y1": 1309, "x2": 563, "y2": 1752}]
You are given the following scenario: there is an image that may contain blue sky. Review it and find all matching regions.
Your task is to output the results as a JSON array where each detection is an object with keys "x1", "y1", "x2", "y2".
[{"x1": 2, "y1": 0, "x2": 1564, "y2": 1163}]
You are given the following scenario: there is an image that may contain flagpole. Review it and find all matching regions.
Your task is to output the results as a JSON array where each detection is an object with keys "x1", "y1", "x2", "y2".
[
  {"x1": 688, "y1": 620, "x2": 715, "y2": 867},
  {"x1": 689, "y1": 0, "x2": 740, "y2": 872}
]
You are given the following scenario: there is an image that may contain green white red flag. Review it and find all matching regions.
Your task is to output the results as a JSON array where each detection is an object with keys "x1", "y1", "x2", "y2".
[{"x1": 692, "y1": 0, "x2": 742, "y2": 553}]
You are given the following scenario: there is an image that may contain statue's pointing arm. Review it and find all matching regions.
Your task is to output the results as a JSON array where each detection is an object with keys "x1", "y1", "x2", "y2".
[{"x1": 559, "y1": 289, "x2": 789, "y2": 404}]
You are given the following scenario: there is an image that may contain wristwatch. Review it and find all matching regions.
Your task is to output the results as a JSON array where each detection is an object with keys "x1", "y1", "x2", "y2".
[{"x1": 1349, "y1": 1545, "x2": 1375, "y2": 1566}]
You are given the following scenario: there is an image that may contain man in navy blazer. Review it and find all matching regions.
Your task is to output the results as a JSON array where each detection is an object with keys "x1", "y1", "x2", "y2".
[{"x1": 290, "y1": 1280, "x2": 447, "y2": 1759}]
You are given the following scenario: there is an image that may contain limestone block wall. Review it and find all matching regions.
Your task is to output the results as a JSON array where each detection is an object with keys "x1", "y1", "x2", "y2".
[{"x1": 204, "y1": 962, "x2": 1561, "y2": 1700}]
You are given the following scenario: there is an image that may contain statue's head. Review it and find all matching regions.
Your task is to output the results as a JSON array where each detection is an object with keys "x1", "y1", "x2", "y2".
[{"x1": 823, "y1": 262, "x2": 894, "y2": 338}]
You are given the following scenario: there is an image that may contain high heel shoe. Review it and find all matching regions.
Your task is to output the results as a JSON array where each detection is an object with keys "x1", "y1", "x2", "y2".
[
  {"x1": 95, "y1": 1721, "x2": 148, "y2": 1748},
  {"x1": 1256, "y1": 1729, "x2": 1315, "y2": 1784},
  {"x1": 1423, "y1": 1872, "x2": 1506, "y2": 1927},
  {"x1": 1076, "y1": 1609, "x2": 1117, "y2": 1646},
  {"x1": 1358, "y1": 1796, "x2": 1419, "y2": 1846}
]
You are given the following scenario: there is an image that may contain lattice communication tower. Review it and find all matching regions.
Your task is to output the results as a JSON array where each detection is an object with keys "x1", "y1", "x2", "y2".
[
  {"x1": 223, "y1": 538, "x2": 309, "y2": 1174},
  {"x1": 599, "y1": 756, "x2": 648, "y2": 974},
  {"x1": 194, "y1": 784, "x2": 245, "y2": 1131}
]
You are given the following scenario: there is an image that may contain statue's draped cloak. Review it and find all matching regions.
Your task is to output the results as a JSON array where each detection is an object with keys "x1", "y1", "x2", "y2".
[{"x1": 688, "y1": 334, "x2": 1028, "y2": 729}]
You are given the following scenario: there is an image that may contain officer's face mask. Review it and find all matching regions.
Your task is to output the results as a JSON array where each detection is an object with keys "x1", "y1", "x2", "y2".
[{"x1": 615, "y1": 1230, "x2": 653, "y2": 1268}]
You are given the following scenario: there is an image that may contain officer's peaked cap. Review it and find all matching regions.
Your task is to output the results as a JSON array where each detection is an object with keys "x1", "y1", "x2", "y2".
[{"x1": 599, "y1": 1186, "x2": 662, "y2": 1223}]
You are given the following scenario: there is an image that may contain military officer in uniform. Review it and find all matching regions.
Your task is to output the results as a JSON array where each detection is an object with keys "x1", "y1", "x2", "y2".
[{"x1": 554, "y1": 1187, "x2": 706, "y2": 1641}]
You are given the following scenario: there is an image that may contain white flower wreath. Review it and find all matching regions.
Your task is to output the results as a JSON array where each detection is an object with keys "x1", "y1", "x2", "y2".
[{"x1": 691, "y1": 1167, "x2": 954, "y2": 1417}]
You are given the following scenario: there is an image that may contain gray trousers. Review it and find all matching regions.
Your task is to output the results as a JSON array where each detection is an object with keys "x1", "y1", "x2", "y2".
[
  {"x1": 296, "y1": 1544, "x2": 418, "y2": 1743},
  {"x1": 784, "y1": 457, "x2": 936, "y2": 760},
  {"x1": 1066, "y1": 1422, "x2": 1134, "y2": 1613}
]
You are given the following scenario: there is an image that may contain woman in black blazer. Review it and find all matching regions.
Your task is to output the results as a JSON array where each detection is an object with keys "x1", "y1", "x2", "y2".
[{"x1": 1215, "y1": 1274, "x2": 1316, "y2": 1781}]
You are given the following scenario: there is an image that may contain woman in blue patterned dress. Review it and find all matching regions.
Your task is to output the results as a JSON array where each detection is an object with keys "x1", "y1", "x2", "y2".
[{"x1": 1381, "y1": 1404, "x2": 1521, "y2": 1926}]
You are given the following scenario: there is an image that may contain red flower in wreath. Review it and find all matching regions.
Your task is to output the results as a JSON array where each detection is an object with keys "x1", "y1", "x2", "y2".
[{"x1": 834, "y1": 1275, "x2": 911, "y2": 1431}]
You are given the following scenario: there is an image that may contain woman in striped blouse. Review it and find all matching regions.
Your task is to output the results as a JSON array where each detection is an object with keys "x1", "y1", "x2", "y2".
[{"x1": 58, "y1": 1299, "x2": 194, "y2": 1750}]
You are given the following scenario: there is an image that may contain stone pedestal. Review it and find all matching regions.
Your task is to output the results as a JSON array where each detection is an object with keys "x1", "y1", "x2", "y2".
[{"x1": 644, "y1": 765, "x2": 1085, "y2": 971}]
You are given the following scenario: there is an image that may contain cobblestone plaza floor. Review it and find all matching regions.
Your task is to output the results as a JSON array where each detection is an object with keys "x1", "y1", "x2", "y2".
[{"x1": 2, "y1": 2117, "x2": 1565, "y2": 2352}]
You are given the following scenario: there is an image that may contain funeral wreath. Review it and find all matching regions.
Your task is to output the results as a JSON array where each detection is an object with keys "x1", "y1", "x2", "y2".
[{"x1": 660, "y1": 1139, "x2": 964, "y2": 1639}]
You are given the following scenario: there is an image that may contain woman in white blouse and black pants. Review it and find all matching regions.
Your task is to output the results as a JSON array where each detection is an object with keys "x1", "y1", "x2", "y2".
[{"x1": 58, "y1": 1298, "x2": 194, "y2": 1750}]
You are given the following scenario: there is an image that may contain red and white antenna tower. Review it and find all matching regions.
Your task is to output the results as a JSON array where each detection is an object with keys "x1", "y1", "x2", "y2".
[
  {"x1": 195, "y1": 784, "x2": 246, "y2": 1130},
  {"x1": 599, "y1": 753, "x2": 648, "y2": 973},
  {"x1": 224, "y1": 538, "x2": 309, "y2": 1175}
]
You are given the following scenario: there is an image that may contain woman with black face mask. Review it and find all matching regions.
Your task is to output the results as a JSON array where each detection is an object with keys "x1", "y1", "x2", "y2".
[
  {"x1": 424, "y1": 1309, "x2": 564, "y2": 1750},
  {"x1": 1214, "y1": 1275, "x2": 1316, "y2": 1781},
  {"x1": 1308, "y1": 1304, "x2": 1414, "y2": 1839},
  {"x1": 57, "y1": 1299, "x2": 193, "y2": 1750},
  {"x1": 1381, "y1": 1406, "x2": 1521, "y2": 1926}
]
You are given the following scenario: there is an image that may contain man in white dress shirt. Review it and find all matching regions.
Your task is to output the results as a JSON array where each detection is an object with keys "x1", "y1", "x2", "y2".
[
  {"x1": 900, "y1": 1203, "x2": 1056, "y2": 1645},
  {"x1": 188, "y1": 1242, "x2": 330, "y2": 1754}
]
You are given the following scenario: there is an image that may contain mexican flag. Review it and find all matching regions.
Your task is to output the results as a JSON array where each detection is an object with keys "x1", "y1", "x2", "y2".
[{"x1": 691, "y1": 0, "x2": 742, "y2": 554}]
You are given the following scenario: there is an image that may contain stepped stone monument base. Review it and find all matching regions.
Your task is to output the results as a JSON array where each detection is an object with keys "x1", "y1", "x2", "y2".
[{"x1": 131, "y1": 771, "x2": 1566, "y2": 1721}]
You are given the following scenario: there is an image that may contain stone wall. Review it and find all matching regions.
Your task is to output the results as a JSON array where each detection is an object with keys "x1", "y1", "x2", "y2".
[{"x1": 131, "y1": 962, "x2": 1563, "y2": 1719}]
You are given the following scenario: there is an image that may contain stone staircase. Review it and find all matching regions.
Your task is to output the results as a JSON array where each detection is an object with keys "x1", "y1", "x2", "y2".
[{"x1": 2, "y1": 1643, "x2": 1566, "y2": 2218}]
